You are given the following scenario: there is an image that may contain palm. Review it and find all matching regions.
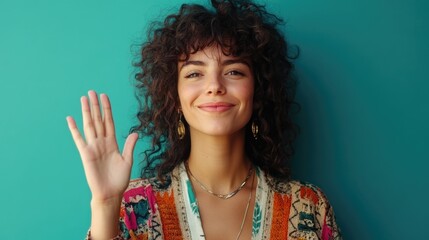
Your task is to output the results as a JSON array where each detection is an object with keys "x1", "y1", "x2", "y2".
[
  {"x1": 82, "y1": 138, "x2": 130, "y2": 198},
  {"x1": 66, "y1": 91, "x2": 138, "y2": 202}
]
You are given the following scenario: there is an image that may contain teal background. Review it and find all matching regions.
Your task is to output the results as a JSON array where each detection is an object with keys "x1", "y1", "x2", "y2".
[{"x1": 0, "y1": 0, "x2": 427, "y2": 239}]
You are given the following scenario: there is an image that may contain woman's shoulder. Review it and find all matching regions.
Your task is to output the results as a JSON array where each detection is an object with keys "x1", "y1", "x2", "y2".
[
  {"x1": 122, "y1": 174, "x2": 173, "y2": 204},
  {"x1": 118, "y1": 174, "x2": 174, "y2": 238},
  {"x1": 264, "y1": 174, "x2": 342, "y2": 239},
  {"x1": 265, "y1": 174, "x2": 330, "y2": 204}
]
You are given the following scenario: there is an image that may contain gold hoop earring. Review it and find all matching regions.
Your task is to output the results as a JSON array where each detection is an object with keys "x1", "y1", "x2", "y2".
[
  {"x1": 178, "y1": 111, "x2": 185, "y2": 140},
  {"x1": 251, "y1": 121, "x2": 259, "y2": 140}
]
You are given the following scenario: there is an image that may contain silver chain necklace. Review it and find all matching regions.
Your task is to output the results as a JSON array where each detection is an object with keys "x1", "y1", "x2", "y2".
[
  {"x1": 235, "y1": 171, "x2": 254, "y2": 240},
  {"x1": 185, "y1": 163, "x2": 255, "y2": 240},
  {"x1": 186, "y1": 162, "x2": 253, "y2": 200}
]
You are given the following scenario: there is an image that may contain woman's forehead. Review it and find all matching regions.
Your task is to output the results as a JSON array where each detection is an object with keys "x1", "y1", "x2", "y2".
[{"x1": 178, "y1": 45, "x2": 250, "y2": 65}]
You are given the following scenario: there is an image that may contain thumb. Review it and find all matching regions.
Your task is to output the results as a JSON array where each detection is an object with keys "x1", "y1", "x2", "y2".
[{"x1": 122, "y1": 132, "x2": 139, "y2": 165}]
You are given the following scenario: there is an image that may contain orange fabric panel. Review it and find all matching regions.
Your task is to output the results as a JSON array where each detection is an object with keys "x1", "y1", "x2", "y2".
[
  {"x1": 156, "y1": 192, "x2": 184, "y2": 240},
  {"x1": 269, "y1": 192, "x2": 291, "y2": 239}
]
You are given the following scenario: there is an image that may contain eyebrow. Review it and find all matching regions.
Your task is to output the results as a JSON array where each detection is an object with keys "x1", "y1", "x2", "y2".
[
  {"x1": 179, "y1": 58, "x2": 251, "y2": 71},
  {"x1": 179, "y1": 60, "x2": 206, "y2": 71},
  {"x1": 222, "y1": 59, "x2": 251, "y2": 68}
]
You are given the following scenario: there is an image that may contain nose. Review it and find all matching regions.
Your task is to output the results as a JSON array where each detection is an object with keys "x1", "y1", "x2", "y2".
[{"x1": 206, "y1": 74, "x2": 226, "y2": 95}]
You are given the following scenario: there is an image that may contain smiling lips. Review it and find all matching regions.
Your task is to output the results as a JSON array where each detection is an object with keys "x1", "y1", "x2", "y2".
[{"x1": 197, "y1": 102, "x2": 235, "y2": 112}]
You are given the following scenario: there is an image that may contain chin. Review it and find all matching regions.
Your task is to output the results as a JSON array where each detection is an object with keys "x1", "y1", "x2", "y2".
[{"x1": 193, "y1": 125, "x2": 246, "y2": 137}]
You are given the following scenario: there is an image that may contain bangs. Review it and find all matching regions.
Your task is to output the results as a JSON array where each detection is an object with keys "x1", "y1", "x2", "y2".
[{"x1": 174, "y1": 5, "x2": 255, "y2": 61}]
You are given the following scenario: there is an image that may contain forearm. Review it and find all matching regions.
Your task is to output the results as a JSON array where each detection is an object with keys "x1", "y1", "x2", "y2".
[{"x1": 89, "y1": 197, "x2": 122, "y2": 240}]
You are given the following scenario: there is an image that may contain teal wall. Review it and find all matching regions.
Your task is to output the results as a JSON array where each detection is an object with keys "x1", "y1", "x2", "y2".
[{"x1": 0, "y1": 0, "x2": 427, "y2": 239}]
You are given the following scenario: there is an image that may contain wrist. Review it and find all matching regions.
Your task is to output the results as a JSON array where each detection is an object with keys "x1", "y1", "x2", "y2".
[
  {"x1": 91, "y1": 196, "x2": 122, "y2": 208},
  {"x1": 90, "y1": 197, "x2": 122, "y2": 240}
]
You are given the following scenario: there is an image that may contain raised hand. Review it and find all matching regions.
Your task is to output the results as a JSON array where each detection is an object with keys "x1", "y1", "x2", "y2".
[{"x1": 66, "y1": 90, "x2": 138, "y2": 203}]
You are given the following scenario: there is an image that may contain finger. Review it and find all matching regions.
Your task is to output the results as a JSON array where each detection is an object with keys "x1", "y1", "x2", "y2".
[
  {"x1": 100, "y1": 93, "x2": 116, "y2": 137},
  {"x1": 66, "y1": 116, "x2": 86, "y2": 150},
  {"x1": 81, "y1": 96, "x2": 96, "y2": 140},
  {"x1": 88, "y1": 90, "x2": 105, "y2": 137},
  {"x1": 122, "y1": 133, "x2": 139, "y2": 165}
]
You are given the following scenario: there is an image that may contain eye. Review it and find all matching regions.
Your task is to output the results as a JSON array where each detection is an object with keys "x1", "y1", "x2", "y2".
[
  {"x1": 226, "y1": 70, "x2": 244, "y2": 76},
  {"x1": 185, "y1": 72, "x2": 201, "y2": 78}
]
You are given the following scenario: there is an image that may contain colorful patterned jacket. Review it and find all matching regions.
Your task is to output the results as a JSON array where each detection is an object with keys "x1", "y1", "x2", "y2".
[{"x1": 89, "y1": 164, "x2": 342, "y2": 240}]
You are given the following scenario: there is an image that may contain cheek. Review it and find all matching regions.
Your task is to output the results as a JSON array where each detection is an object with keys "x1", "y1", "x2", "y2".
[
  {"x1": 178, "y1": 83, "x2": 199, "y2": 107},
  {"x1": 238, "y1": 81, "x2": 254, "y2": 103}
]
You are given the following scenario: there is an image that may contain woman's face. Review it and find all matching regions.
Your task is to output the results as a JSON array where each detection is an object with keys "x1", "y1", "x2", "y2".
[{"x1": 177, "y1": 45, "x2": 254, "y2": 138}]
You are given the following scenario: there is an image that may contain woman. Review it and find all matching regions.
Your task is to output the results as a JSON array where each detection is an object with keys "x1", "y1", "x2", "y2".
[{"x1": 66, "y1": 0, "x2": 342, "y2": 239}]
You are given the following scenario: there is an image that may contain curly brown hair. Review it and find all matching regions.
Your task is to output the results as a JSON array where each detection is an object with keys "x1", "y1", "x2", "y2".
[{"x1": 131, "y1": 0, "x2": 299, "y2": 181}]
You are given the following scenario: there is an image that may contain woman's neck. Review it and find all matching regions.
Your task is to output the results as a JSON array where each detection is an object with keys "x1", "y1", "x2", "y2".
[{"x1": 186, "y1": 129, "x2": 251, "y2": 194}]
